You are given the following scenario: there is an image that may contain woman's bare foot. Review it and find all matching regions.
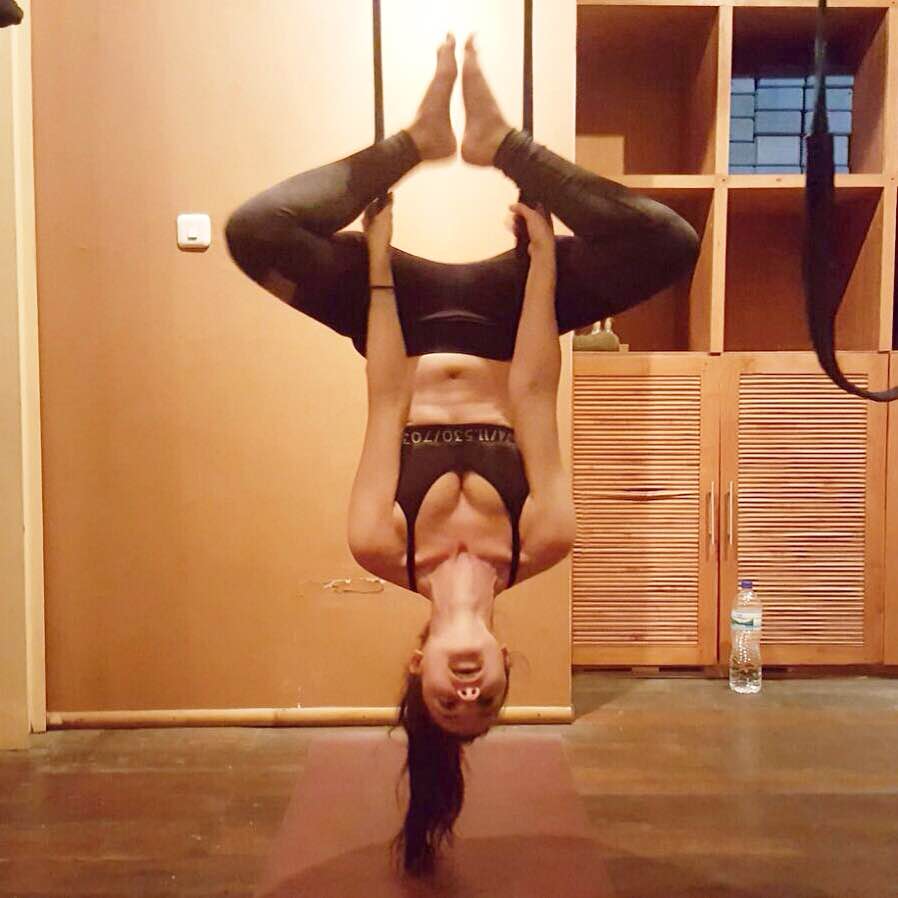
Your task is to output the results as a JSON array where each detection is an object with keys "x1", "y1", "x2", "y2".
[
  {"x1": 406, "y1": 33, "x2": 457, "y2": 161},
  {"x1": 461, "y1": 35, "x2": 515, "y2": 166}
]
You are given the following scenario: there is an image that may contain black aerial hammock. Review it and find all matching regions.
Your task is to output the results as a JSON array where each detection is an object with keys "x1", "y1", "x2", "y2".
[
  {"x1": 804, "y1": 0, "x2": 897, "y2": 401},
  {"x1": 371, "y1": 0, "x2": 537, "y2": 257}
]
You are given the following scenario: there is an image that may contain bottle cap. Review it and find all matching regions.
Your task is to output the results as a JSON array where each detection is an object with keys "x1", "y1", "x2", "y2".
[{"x1": 740, "y1": 579, "x2": 753, "y2": 589}]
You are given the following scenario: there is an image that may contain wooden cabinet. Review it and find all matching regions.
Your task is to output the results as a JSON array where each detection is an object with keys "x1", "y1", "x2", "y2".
[
  {"x1": 573, "y1": 352, "x2": 888, "y2": 666},
  {"x1": 719, "y1": 353, "x2": 888, "y2": 664},
  {"x1": 571, "y1": 354, "x2": 720, "y2": 666}
]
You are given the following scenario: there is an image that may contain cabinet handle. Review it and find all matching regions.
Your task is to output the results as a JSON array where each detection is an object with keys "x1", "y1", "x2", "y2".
[
  {"x1": 727, "y1": 481, "x2": 734, "y2": 548},
  {"x1": 708, "y1": 481, "x2": 716, "y2": 552}
]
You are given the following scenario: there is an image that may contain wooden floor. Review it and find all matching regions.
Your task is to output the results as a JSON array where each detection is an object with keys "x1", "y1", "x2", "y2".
[{"x1": 2, "y1": 673, "x2": 897, "y2": 898}]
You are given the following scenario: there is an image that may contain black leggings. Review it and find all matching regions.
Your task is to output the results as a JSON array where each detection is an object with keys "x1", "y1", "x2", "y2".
[{"x1": 224, "y1": 128, "x2": 700, "y2": 360}]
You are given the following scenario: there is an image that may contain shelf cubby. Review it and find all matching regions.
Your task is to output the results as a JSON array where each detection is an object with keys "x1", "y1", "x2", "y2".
[
  {"x1": 574, "y1": 0, "x2": 894, "y2": 356},
  {"x1": 576, "y1": 4, "x2": 719, "y2": 175},
  {"x1": 606, "y1": 186, "x2": 715, "y2": 352},
  {"x1": 724, "y1": 185, "x2": 884, "y2": 352},
  {"x1": 731, "y1": 4, "x2": 888, "y2": 174}
]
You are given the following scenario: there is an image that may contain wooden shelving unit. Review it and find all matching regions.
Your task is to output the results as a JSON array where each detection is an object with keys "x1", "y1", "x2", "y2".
[
  {"x1": 571, "y1": 0, "x2": 898, "y2": 669},
  {"x1": 575, "y1": 0, "x2": 898, "y2": 355}
]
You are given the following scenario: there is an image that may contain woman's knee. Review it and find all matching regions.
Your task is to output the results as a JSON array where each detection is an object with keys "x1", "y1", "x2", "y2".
[
  {"x1": 224, "y1": 199, "x2": 274, "y2": 284},
  {"x1": 660, "y1": 213, "x2": 700, "y2": 280}
]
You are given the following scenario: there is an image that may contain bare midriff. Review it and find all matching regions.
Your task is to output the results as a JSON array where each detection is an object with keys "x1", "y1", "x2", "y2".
[
  {"x1": 400, "y1": 353, "x2": 520, "y2": 588},
  {"x1": 406, "y1": 352, "x2": 513, "y2": 427}
]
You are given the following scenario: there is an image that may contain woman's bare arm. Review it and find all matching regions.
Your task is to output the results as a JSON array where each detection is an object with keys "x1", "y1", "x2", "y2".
[
  {"x1": 346, "y1": 198, "x2": 416, "y2": 569},
  {"x1": 507, "y1": 218, "x2": 561, "y2": 397},
  {"x1": 506, "y1": 205, "x2": 576, "y2": 564},
  {"x1": 361, "y1": 235, "x2": 417, "y2": 403}
]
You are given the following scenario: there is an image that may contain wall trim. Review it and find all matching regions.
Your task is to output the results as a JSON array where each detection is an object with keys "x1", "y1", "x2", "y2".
[{"x1": 46, "y1": 705, "x2": 575, "y2": 729}]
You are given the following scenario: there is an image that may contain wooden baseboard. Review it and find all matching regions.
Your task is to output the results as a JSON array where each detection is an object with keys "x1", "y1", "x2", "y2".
[
  {"x1": 574, "y1": 665, "x2": 898, "y2": 679},
  {"x1": 45, "y1": 705, "x2": 574, "y2": 730}
]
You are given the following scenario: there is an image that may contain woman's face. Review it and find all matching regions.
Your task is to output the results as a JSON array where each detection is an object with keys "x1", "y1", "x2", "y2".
[{"x1": 410, "y1": 631, "x2": 509, "y2": 737}]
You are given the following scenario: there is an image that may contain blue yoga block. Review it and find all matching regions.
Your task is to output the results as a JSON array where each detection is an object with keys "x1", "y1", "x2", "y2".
[
  {"x1": 729, "y1": 166, "x2": 756, "y2": 173},
  {"x1": 758, "y1": 76, "x2": 806, "y2": 88},
  {"x1": 805, "y1": 87, "x2": 853, "y2": 111},
  {"x1": 806, "y1": 74, "x2": 855, "y2": 88},
  {"x1": 729, "y1": 142, "x2": 756, "y2": 165},
  {"x1": 731, "y1": 118, "x2": 754, "y2": 141},
  {"x1": 836, "y1": 135, "x2": 848, "y2": 165},
  {"x1": 731, "y1": 77, "x2": 755, "y2": 93},
  {"x1": 756, "y1": 110, "x2": 803, "y2": 135},
  {"x1": 731, "y1": 94, "x2": 755, "y2": 117},
  {"x1": 804, "y1": 110, "x2": 852, "y2": 135},
  {"x1": 801, "y1": 135, "x2": 849, "y2": 166},
  {"x1": 757, "y1": 135, "x2": 801, "y2": 165},
  {"x1": 756, "y1": 87, "x2": 804, "y2": 110}
]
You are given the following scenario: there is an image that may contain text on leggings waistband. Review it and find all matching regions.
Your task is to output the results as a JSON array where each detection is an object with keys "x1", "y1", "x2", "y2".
[{"x1": 402, "y1": 425, "x2": 517, "y2": 447}]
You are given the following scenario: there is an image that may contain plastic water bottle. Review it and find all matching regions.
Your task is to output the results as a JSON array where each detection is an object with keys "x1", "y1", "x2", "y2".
[{"x1": 729, "y1": 579, "x2": 762, "y2": 693}]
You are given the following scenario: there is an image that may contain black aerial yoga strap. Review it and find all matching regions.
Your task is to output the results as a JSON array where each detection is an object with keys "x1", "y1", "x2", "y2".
[
  {"x1": 514, "y1": 0, "x2": 539, "y2": 259},
  {"x1": 370, "y1": 0, "x2": 540, "y2": 251},
  {"x1": 371, "y1": 0, "x2": 387, "y2": 214},
  {"x1": 373, "y1": 0, "x2": 384, "y2": 145},
  {"x1": 803, "y1": 0, "x2": 898, "y2": 401}
]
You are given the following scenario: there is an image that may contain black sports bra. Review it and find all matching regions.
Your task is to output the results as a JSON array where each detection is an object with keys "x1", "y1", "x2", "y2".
[{"x1": 395, "y1": 423, "x2": 531, "y2": 593}]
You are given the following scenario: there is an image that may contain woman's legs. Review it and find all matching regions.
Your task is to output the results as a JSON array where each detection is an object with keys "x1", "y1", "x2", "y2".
[
  {"x1": 224, "y1": 31, "x2": 701, "y2": 358},
  {"x1": 493, "y1": 131, "x2": 701, "y2": 332},
  {"x1": 461, "y1": 36, "x2": 701, "y2": 334},
  {"x1": 224, "y1": 131, "x2": 421, "y2": 341}
]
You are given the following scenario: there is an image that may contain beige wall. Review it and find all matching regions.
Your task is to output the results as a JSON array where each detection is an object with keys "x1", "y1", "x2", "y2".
[{"x1": 30, "y1": 0, "x2": 575, "y2": 717}]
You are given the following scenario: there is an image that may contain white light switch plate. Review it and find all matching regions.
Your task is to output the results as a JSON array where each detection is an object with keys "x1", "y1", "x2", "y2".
[{"x1": 177, "y1": 213, "x2": 211, "y2": 251}]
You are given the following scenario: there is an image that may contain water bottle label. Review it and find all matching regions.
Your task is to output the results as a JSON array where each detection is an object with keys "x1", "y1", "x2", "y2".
[{"x1": 731, "y1": 609, "x2": 762, "y2": 628}]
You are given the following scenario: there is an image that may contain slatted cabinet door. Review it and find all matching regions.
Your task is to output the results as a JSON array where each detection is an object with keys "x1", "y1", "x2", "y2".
[
  {"x1": 719, "y1": 354, "x2": 888, "y2": 664},
  {"x1": 571, "y1": 354, "x2": 720, "y2": 666}
]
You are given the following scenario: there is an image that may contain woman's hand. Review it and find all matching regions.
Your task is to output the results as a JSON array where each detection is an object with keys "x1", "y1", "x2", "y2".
[
  {"x1": 363, "y1": 192, "x2": 393, "y2": 257},
  {"x1": 508, "y1": 201, "x2": 555, "y2": 260}
]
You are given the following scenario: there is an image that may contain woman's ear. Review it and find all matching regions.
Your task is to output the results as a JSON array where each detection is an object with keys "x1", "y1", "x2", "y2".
[{"x1": 408, "y1": 650, "x2": 424, "y2": 676}]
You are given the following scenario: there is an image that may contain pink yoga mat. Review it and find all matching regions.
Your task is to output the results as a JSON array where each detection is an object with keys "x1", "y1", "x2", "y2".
[{"x1": 254, "y1": 730, "x2": 614, "y2": 897}]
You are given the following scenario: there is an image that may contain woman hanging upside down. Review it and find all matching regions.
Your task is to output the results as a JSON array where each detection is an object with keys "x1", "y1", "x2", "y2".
[{"x1": 225, "y1": 32, "x2": 699, "y2": 876}]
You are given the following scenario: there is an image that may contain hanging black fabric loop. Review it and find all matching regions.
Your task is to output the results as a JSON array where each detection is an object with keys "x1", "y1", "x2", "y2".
[
  {"x1": 373, "y1": 0, "x2": 384, "y2": 144},
  {"x1": 803, "y1": 0, "x2": 898, "y2": 401},
  {"x1": 515, "y1": 0, "x2": 538, "y2": 257},
  {"x1": 372, "y1": 0, "x2": 388, "y2": 212},
  {"x1": 522, "y1": 0, "x2": 533, "y2": 136}
]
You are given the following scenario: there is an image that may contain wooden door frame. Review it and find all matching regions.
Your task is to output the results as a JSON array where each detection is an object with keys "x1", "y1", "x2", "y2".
[
  {"x1": 885, "y1": 353, "x2": 898, "y2": 664},
  {"x1": 1, "y1": 6, "x2": 45, "y2": 748},
  {"x1": 718, "y1": 352, "x2": 888, "y2": 665}
]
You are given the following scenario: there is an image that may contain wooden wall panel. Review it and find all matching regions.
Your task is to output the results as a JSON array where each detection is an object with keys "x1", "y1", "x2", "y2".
[{"x1": 31, "y1": 0, "x2": 577, "y2": 716}]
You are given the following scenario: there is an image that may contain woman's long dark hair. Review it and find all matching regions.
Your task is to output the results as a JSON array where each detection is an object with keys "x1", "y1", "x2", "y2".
[{"x1": 387, "y1": 621, "x2": 517, "y2": 877}]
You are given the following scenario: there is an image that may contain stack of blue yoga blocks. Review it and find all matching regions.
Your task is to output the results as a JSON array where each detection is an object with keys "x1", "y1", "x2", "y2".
[{"x1": 730, "y1": 73, "x2": 853, "y2": 174}]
